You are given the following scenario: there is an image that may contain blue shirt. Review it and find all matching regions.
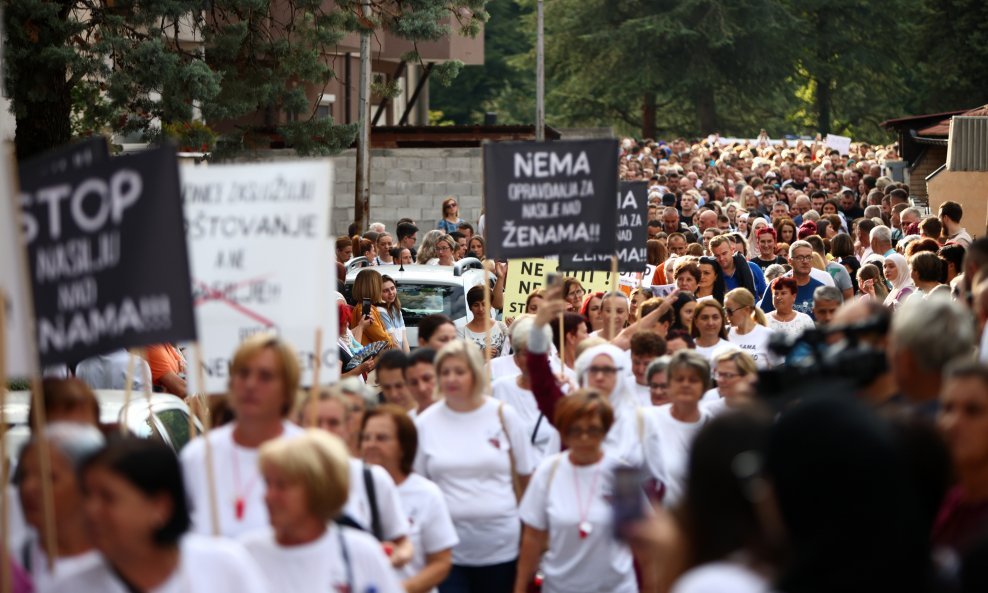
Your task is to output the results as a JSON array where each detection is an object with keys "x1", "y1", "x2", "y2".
[
  {"x1": 724, "y1": 261, "x2": 768, "y2": 300},
  {"x1": 759, "y1": 277, "x2": 825, "y2": 318},
  {"x1": 436, "y1": 218, "x2": 462, "y2": 234}
]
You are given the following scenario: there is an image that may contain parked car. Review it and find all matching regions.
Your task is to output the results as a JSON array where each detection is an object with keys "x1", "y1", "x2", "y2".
[
  {"x1": 343, "y1": 258, "x2": 496, "y2": 345},
  {"x1": 3, "y1": 390, "x2": 202, "y2": 463}
]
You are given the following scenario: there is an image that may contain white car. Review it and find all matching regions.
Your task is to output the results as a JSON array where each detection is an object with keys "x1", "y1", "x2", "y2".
[
  {"x1": 343, "y1": 257, "x2": 496, "y2": 346},
  {"x1": 3, "y1": 390, "x2": 202, "y2": 463}
]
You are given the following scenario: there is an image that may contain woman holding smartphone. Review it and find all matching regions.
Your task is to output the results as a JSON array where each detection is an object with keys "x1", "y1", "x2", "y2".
[
  {"x1": 350, "y1": 268, "x2": 397, "y2": 349},
  {"x1": 514, "y1": 391, "x2": 657, "y2": 593}
]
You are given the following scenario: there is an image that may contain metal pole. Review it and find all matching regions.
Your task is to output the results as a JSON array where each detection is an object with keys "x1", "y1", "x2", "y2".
[
  {"x1": 355, "y1": 0, "x2": 372, "y2": 233},
  {"x1": 535, "y1": 0, "x2": 545, "y2": 142}
]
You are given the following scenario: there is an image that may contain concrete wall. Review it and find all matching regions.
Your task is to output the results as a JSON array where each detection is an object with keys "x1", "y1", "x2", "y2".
[
  {"x1": 927, "y1": 170, "x2": 988, "y2": 238},
  {"x1": 331, "y1": 147, "x2": 483, "y2": 237}
]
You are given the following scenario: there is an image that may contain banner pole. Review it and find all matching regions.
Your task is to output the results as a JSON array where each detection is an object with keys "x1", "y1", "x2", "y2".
[
  {"x1": 308, "y1": 328, "x2": 323, "y2": 428},
  {"x1": 0, "y1": 301, "x2": 10, "y2": 593},
  {"x1": 483, "y1": 268, "x2": 493, "y2": 388},
  {"x1": 121, "y1": 349, "x2": 137, "y2": 435},
  {"x1": 608, "y1": 254, "x2": 619, "y2": 339},
  {"x1": 557, "y1": 310, "x2": 566, "y2": 377},
  {"x1": 194, "y1": 342, "x2": 221, "y2": 537}
]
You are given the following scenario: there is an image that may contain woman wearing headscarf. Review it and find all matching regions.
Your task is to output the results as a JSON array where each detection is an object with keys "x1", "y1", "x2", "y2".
[
  {"x1": 525, "y1": 299, "x2": 669, "y2": 497},
  {"x1": 883, "y1": 253, "x2": 915, "y2": 311}
]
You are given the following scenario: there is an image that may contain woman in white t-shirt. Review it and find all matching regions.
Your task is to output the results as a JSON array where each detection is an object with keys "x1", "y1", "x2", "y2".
[
  {"x1": 724, "y1": 288, "x2": 777, "y2": 369},
  {"x1": 362, "y1": 406, "x2": 459, "y2": 593},
  {"x1": 54, "y1": 438, "x2": 268, "y2": 593},
  {"x1": 414, "y1": 340, "x2": 536, "y2": 593},
  {"x1": 492, "y1": 318, "x2": 562, "y2": 464},
  {"x1": 647, "y1": 350, "x2": 713, "y2": 507},
  {"x1": 240, "y1": 429, "x2": 404, "y2": 593},
  {"x1": 515, "y1": 391, "x2": 656, "y2": 593},
  {"x1": 16, "y1": 423, "x2": 104, "y2": 591},
  {"x1": 690, "y1": 301, "x2": 732, "y2": 363},
  {"x1": 764, "y1": 277, "x2": 815, "y2": 339},
  {"x1": 701, "y1": 350, "x2": 758, "y2": 418}
]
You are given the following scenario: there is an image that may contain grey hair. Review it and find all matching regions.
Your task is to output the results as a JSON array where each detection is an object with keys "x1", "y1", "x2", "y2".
[
  {"x1": 665, "y1": 350, "x2": 712, "y2": 392},
  {"x1": 21, "y1": 422, "x2": 105, "y2": 471},
  {"x1": 369, "y1": 222, "x2": 386, "y2": 233},
  {"x1": 764, "y1": 264, "x2": 787, "y2": 282},
  {"x1": 901, "y1": 207, "x2": 922, "y2": 220},
  {"x1": 814, "y1": 285, "x2": 844, "y2": 305},
  {"x1": 788, "y1": 240, "x2": 813, "y2": 258},
  {"x1": 891, "y1": 298, "x2": 975, "y2": 372},
  {"x1": 339, "y1": 377, "x2": 378, "y2": 409},
  {"x1": 646, "y1": 356, "x2": 671, "y2": 382},
  {"x1": 869, "y1": 225, "x2": 892, "y2": 246},
  {"x1": 510, "y1": 316, "x2": 550, "y2": 353}
]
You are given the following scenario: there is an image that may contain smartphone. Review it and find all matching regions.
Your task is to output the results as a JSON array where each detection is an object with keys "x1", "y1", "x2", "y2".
[
  {"x1": 611, "y1": 466, "x2": 644, "y2": 539},
  {"x1": 546, "y1": 272, "x2": 563, "y2": 290},
  {"x1": 361, "y1": 298, "x2": 371, "y2": 318}
]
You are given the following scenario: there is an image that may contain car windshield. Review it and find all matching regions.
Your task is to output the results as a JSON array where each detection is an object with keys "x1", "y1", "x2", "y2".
[{"x1": 397, "y1": 283, "x2": 465, "y2": 323}]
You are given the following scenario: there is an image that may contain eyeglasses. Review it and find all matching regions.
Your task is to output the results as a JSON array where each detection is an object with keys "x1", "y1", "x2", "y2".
[
  {"x1": 715, "y1": 371, "x2": 740, "y2": 380},
  {"x1": 724, "y1": 304, "x2": 748, "y2": 316},
  {"x1": 791, "y1": 254, "x2": 813, "y2": 262},
  {"x1": 436, "y1": 244, "x2": 452, "y2": 252},
  {"x1": 587, "y1": 366, "x2": 620, "y2": 376},
  {"x1": 566, "y1": 426, "x2": 605, "y2": 439},
  {"x1": 649, "y1": 382, "x2": 666, "y2": 390}
]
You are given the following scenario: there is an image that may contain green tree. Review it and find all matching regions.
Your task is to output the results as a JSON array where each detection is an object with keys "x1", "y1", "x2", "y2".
[
  {"x1": 512, "y1": 0, "x2": 796, "y2": 138},
  {"x1": 913, "y1": 0, "x2": 988, "y2": 112},
  {"x1": 3, "y1": 0, "x2": 487, "y2": 160},
  {"x1": 429, "y1": 0, "x2": 531, "y2": 124},
  {"x1": 786, "y1": 0, "x2": 917, "y2": 140}
]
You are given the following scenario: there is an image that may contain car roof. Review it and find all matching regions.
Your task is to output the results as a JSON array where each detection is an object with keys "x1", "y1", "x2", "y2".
[
  {"x1": 2, "y1": 390, "x2": 189, "y2": 425},
  {"x1": 344, "y1": 263, "x2": 488, "y2": 284}
]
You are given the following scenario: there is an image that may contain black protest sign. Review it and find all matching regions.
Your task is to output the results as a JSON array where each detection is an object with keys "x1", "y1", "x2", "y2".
[
  {"x1": 20, "y1": 145, "x2": 197, "y2": 366},
  {"x1": 19, "y1": 136, "x2": 110, "y2": 181},
  {"x1": 484, "y1": 138, "x2": 619, "y2": 259},
  {"x1": 559, "y1": 181, "x2": 648, "y2": 272}
]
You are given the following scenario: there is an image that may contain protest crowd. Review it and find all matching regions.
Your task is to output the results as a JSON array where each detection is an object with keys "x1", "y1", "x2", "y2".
[{"x1": 8, "y1": 133, "x2": 988, "y2": 593}]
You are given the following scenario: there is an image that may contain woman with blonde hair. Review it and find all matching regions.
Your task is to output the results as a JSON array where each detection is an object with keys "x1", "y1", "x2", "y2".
[
  {"x1": 417, "y1": 229, "x2": 445, "y2": 264},
  {"x1": 702, "y1": 349, "x2": 758, "y2": 416},
  {"x1": 350, "y1": 268, "x2": 397, "y2": 349},
  {"x1": 414, "y1": 340, "x2": 535, "y2": 593},
  {"x1": 432, "y1": 235, "x2": 457, "y2": 267},
  {"x1": 858, "y1": 263, "x2": 889, "y2": 301},
  {"x1": 241, "y1": 429, "x2": 404, "y2": 593},
  {"x1": 723, "y1": 287, "x2": 775, "y2": 369}
]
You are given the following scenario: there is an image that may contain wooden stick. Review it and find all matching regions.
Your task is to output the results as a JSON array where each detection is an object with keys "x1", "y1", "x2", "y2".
[
  {"x1": 483, "y1": 268, "x2": 492, "y2": 388},
  {"x1": 5, "y1": 144, "x2": 56, "y2": 570},
  {"x1": 140, "y1": 347, "x2": 155, "y2": 435},
  {"x1": 0, "y1": 300, "x2": 10, "y2": 593},
  {"x1": 29, "y1": 375, "x2": 58, "y2": 570},
  {"x1": 121, "y1": 349, "x2": 137, "y2": 435},
  {"x1": 194, "y1": 342, "x2": 220, "y2": 536},
  {"x1": 608, "y1": 254, "x2": 619, "y2": 339},
  {"x1": 558, "y1": 311, "x2": 566, "y2": 369},
  {"x1": 308, "y1": 328, "x2": 323, "y2": 428}
]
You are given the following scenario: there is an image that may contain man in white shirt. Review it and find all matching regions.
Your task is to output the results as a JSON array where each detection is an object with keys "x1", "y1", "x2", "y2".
[
  {"x1": 939, "y1": 200, "x2": 973, "y2": 247},
  {"x1": 75, "y1": 349, "x2": 151, "y2": 390}
]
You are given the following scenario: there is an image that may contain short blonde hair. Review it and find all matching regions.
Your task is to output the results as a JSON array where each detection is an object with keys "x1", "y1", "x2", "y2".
[
  {"x1": 435, "y1": 340, "x2": 486, "y2": 401},
  {"x1": 229, "y1": 333, "x2": 301, "y2": 416},
  {"x1": 258, "y1": 429, "x2": 350, "y2": 522}
]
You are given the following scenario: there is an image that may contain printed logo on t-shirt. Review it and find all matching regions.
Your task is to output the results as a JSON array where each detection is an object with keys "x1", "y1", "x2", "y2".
[{"x1": 487, "y1": 427, "x2": 506, "y2": 450}]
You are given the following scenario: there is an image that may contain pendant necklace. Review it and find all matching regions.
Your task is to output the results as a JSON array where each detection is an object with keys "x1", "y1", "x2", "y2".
[
  {"x1": 571, "y1": 457, "x2": 602, "y2": 540},
  {"x1": 230, "y1": 444, "x2": 258, "y2": 521}
]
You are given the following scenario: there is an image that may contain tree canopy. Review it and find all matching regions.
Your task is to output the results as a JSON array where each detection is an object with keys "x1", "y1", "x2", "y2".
[{"x1": 3, "y1": 0, "x2": 487, "y2": 159}]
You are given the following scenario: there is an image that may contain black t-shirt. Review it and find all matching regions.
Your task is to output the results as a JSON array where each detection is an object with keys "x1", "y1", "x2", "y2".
[{"x1": 751, "y1": 255, "x2": 788, "y2": 270}]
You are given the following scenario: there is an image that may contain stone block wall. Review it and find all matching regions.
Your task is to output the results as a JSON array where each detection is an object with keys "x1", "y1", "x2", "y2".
[{"x1": 331, "y1": 147, "x2": 484, "y2": 237}]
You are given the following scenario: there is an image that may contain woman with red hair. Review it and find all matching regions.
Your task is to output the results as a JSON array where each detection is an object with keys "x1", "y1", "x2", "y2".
[
  {"x1": 337, "y1": 301, "x2": 377, "y2": 380},
  {"x1": 580, "y1": 292, "x2": 605, "y2": 335},
  {"x1": 765, "y1": 277, "x2": 815, "y2": 339}
]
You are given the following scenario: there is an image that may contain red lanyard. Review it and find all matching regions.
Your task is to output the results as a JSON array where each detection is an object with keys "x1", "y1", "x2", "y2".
[
  {"x1": 571, "y1": 458, "x2": 602, "y2": 539},
  {"x1": 230, "y1": 444, "x2": 258, "y2": 521}
]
